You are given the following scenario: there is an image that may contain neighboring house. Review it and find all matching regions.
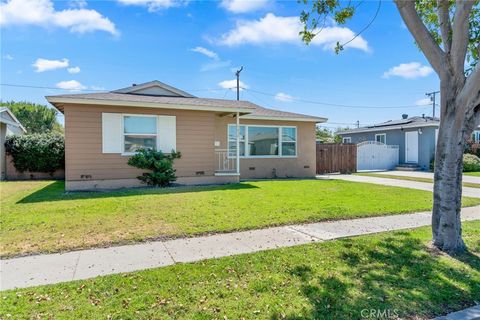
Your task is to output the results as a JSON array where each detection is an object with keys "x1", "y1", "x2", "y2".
[
  {"x1": 0, "y1": 107, "x2": 27, "y2": 180},
  {"x1": 338, "y1": 115, "x2": 439, "y2": 171},
  {"x1": 46, "y1": 80, "x2": 326, "y2": 190},
  {"x1": 471, "y1": 127, "x2": 480, "y2": 143}
]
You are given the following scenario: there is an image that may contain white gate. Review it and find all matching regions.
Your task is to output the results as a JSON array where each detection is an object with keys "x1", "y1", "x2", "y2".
[{"x1": 357, "y1": 141, "x2": 399, "y2": 171}]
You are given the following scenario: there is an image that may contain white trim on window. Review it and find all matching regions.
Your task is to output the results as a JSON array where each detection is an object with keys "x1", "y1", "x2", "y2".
[
  {"x1": 342, "y1": 137, "x2": 352, "y2": 143},
  {"x1": 227, "y1": 124, "x2": 297, "y2": 158},
  {"x1": 375, "y1": 133, "x2": 386, "y2": 144}
]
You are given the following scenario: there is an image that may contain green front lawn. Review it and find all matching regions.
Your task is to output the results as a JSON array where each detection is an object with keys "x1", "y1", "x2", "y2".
[
  {"x1": 2, "y1": 180, "x2": 479, "y2": 257},
  {"x1": 356, "y1": 173, "x2": 480, "y2": 189},
  {"x1": 465, "y1": 172, "x2": 480, "y2": 177},
  {"x1": 2, "y1": 221, "x2": 480, "y2": 319}
]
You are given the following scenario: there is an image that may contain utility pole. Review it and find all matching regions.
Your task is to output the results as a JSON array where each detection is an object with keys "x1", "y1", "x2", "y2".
[
  {"x1": 235, "y1": 66, "x2": 243, "y2": 101},
  {"x1": 425, "y1": 91, "x2": 439, "y2": 118}
]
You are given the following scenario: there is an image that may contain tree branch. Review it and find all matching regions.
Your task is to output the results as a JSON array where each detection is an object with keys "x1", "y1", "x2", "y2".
[
  {"x1": 394, "y1": 0, "x2": 445, "y2": 75},
  {"x1": 451, "y1": 0, "x2": 475, "y2": 76},
  {"x1": 437, "y1": 0, "x2": 452, "y2": 51},
  {"x1": 458, "y1": 63, "x2": 480, "y2": 112}
]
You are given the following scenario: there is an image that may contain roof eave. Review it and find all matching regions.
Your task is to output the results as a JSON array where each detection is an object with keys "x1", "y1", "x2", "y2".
[
  {"x1": 46, "y1": 96, "x2": 255, "y2": 114},
  {"x1": 241, "y1": 115, "x2": 327, "y2": 123},
  {"x1": 0, "y1": 108, "x2": 27, "y2": 133},
  {"x1": 337, "y1": 122, "x2": 439, "y2": 135}
]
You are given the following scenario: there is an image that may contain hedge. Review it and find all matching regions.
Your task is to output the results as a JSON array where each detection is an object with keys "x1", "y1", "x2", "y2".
[
  {"x1": 4, "y1": 133, "x2": 65, "y2": 173},
  {"x1": 463, "y1": 154, "x2": 480, "y2": 172}
]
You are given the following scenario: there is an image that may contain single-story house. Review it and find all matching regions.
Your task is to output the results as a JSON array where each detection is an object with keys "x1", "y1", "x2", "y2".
[
  {"x1": 338, "y1": 115, "x2": 439, "y2": 170},
  {"x1": 0, "y1": 107, "x2": 27, "y2": 180},
  {"x1": 46, "y1": 80, "x2": 326, "y2": 190}
]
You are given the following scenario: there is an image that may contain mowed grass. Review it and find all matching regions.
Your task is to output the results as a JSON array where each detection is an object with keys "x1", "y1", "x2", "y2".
[
  {"x1": 2, "y1": 180, "x2": 480, "y2": 257},
  {"x1": 356, "y1": 172, "x2": 480, "y2": 189},
  {"x1": 465, "y1": 171, "x2": 480, "y2": 177},
  {"x1": 2, "y1": 221, "x2": 480, "y2": 319}
]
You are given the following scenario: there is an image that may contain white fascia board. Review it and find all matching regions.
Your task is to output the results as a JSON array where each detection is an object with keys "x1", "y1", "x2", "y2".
[
  {"x1": 0, "y1": 109, "x2": 27, "y2": 132},
  {"x1": 240, "y1": 115, "x2": 327, "y2": 123},
  {"x1": 337, "y1": 122, "x2": 439, "y2": 135},
  {"x1": 46, "y1": 97, "x2": 254, "y2": 114}
]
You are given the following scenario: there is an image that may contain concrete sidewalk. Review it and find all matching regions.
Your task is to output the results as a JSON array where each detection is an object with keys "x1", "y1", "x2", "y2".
[
  {"x1": 328, "y1": 174, "x2": 480, "y2": 198},
  {"x1": 2, "y1": 206, "x2": 479, "y2": 291},
  {"x1": 434, "y1": 305, "x2": 480, "y2": 320},
  {"x1": 373, "y1": 170, "x2": 480, "y2": 185}
]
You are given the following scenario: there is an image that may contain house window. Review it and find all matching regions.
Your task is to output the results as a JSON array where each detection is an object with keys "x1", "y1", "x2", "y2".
[
  {"x1": 342, "y1": 137, "x2": 352, "y2": 143},
  {"x1": 123, "y1": 115, "x2": 157, "y2": 153},
  {"x1": 375, "y1": 133, "x2": 386, "y2": 144},
  {"x1": 228, "y1": 125, "x2": 245, "y2": 156},
  {"x1": 473, "y1": 131, "x2": 480, "y2": 143},
  {"x1": 248, "y1": 126, "x2": 279, "y2": 156},
  {"x1": 227, "y1": 124, "x2": 297, "y2": 157}
]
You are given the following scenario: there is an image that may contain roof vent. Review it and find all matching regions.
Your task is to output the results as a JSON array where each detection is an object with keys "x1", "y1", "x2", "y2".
[
  {"x1": 132, "y1": 83, "x2": 137, "y2": 86},
  {"x1": 402, "y1": 114, "x2": 408, "y2": 119}
]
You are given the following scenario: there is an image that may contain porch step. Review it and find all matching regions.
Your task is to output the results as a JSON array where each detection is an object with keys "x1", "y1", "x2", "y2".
[{"x1": 395, "y1": 163, "x2": 422, "y2": 171}]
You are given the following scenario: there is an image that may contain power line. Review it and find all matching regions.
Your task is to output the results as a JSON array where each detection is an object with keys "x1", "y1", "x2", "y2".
[
  {"x1": 244, "y1": 88, "x2": 432, "y2": 109},
  {"x1": 1, "y1": 82, "x2": 436, "y2": 110},
  {"x1": 340, "y1": 0, "x2": 382, "y2": 49},
  {"x1": 425, "y1": 90, "x2": 440, "y2": 118},
  {"x1": 1, "y1": 83, "x2": 107, "y2": 92}
]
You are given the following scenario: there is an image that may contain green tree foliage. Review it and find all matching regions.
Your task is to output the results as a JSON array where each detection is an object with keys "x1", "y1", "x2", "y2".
[
  {"x1": 2, "y1": 101, "x2": 63, "y2": 134},
  {"x1": 4, "y1": 133, "x2": 65, "y2": 173},
  {"x1": 316, "y1": 127, "x2": 335, "y2": 143},
  {"x1": 415, "y1": 0, "x2": 479, "y2": 72},
  {"x1": 127, "y1": 149, "x2": 182, "y2": 187},
  {"x1": 300, "y1": 0, "x2": 479, "y2": 65}
]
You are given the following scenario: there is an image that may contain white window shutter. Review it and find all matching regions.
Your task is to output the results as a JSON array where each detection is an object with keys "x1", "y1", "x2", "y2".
[
  {"x1": 157, "y1": 115, "x2": 176, "y2": 153},
  {"x1": 102, "y1": 113, "x2": 123, "y2": 153}
]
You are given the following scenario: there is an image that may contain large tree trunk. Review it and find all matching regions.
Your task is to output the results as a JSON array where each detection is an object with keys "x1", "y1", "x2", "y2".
[{"x1": 432, "y1": 79, "x2": 468, "y2": 254}]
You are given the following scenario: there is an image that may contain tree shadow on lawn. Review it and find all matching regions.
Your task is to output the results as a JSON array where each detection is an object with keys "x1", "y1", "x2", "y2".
[
  {"x1": 17, "y1": 180, "x2": 259, "y2": 204},
  {"x1": 276, "y1": 232, "x2": 480, "y2": 320}
]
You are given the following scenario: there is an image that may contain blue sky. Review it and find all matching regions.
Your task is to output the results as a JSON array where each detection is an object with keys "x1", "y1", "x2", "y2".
[{"x1": 0, "y1": 0, "x2": 440, "y2": 129}]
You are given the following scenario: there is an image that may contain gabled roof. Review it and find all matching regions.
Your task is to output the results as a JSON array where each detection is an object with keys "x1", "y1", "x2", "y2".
[
  {"x1": 112, "y1": 80, "x2": 196, "y2": 98},
  {"x1": 0, "y1": 107, "x2": 27, "y2": 133},
  {"x1": 338, "y1": 116, "x2": 439, "y2": 135},
  {"x1": 47, "y1": 92, "x2": 258, "y2": 113},
  {"x1": 46, "y1": 80, "x2": 327, "y2": 123}
]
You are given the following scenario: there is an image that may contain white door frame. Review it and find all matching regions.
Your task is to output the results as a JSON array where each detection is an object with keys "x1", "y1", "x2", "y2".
[{"x1": 405, "y1": 131, "x2": 419, "y2": 163}]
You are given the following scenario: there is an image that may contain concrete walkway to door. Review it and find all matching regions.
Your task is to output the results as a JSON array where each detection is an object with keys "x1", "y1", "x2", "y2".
[
  {"x1": 2, "y1": 205, "x2": 479, "y2": 291},
  {"x1": 326, "y1": 174, "x2": 480, "y2": 198}
]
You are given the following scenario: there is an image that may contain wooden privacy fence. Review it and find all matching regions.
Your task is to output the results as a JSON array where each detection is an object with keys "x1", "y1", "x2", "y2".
[{"x1": 316, "y1": 143, "x2": 357, "y2": 174}]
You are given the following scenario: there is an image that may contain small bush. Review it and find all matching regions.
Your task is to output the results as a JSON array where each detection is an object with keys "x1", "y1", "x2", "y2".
[
  {"x1": 463, "y1": 154, "x2": 480, "y2": 172},
  {"x1": 4, "y1": 133, "x2": 64, "y2": 173},
  {"x1": 127, "y1": 149, "x2": 181, "y2": 187}
]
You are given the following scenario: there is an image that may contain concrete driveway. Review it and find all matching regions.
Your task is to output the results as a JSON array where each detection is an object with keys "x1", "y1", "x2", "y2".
[
  {"x1": 327, "y1": 174, "x2": 480, "y2": 198},
  {"x1": 374, "y1": 170, "x2": 480, "y2": 184}
]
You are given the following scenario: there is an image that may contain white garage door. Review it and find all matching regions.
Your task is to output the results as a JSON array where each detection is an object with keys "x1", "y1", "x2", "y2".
[{"x1": 357, "y1": 141, "x2": 399, "y2": 171}]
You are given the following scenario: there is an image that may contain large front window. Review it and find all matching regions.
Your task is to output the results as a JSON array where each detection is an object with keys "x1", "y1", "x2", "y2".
[
  {"x1": 248, "y1": 126, "x2": 279, "y2": 156},
  {"x1": 124, "y1": 115, "x2": 157, "y2": 153},
  {"x1": 227, "y1": 124, "x2": 297, "y2": 157}
]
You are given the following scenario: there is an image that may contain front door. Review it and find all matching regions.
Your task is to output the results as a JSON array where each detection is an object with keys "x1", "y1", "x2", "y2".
[{"x1": 405, "y1": 131, "x2": 419, "y2": 163}]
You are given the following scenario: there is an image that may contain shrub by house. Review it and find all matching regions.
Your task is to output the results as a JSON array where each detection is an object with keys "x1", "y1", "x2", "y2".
[{"x1": 5, "y1": 133, "x2": 64, "y2": 174}]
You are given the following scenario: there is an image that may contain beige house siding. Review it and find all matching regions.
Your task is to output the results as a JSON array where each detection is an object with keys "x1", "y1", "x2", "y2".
[
  {"x1": 64, "y1": 104, "x2": 216, "y2": 184},
  {"x1": 63, "y1": 104, "x2": 316, "y2": 190},
  {"x1": 214, "y1": 116, "x2": 316, "y2": 179}
]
